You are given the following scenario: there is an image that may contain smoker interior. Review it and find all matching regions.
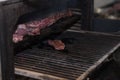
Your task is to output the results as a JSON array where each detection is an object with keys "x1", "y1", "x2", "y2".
[
  {"x1": 8, "y1": 0, "x2": 82, "y2": 79},
  {"x1": 7, "y1": 1, "x2": 120, "y2": 80},
  {"x1": 15, "y1": 30, "x2": 120, "y2": 80}
]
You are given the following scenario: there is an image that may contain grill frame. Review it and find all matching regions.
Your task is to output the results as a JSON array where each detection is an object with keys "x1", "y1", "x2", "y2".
[
  {"x1": 0, "y1": 0, "x2": 94, "y2": 80},
  {"x1": 15, "y1": 30, "x2": 120, "y2": 80}
]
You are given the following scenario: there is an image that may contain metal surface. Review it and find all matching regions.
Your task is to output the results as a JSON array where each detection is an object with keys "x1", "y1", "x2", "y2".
[
  {"x1": 15, "y1": 31, "x2": 120, "y2": 80},
  {"x1": 93, "y1": 18, "x2": 120, "y2": 32},
  {"x1": 25, "y1": 0, "x2": 81, "y2": 12},
  {"x1": 80, "y1": 0, "x2": 94, "y2": 30},
  {"x1": 0, "y1": 4, "x2": 15, "y2": 80},
  {"x1": 113, "y1": 47, "x2": 120, "y2": 66}
]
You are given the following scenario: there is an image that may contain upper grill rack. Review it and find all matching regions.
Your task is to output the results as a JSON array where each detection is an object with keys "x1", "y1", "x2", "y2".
[{"x1": 15, "y1": 31, "x2": 120, "y2": 80}]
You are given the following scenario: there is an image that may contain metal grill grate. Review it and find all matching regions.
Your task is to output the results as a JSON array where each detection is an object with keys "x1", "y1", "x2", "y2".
[{"x1": 15, "y1": 31, "x2": 120, "y2": 80}]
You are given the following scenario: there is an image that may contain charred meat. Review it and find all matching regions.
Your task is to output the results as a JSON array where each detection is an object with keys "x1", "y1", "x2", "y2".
[{"x1": 13, "y1": 9, "x2": 72, "y2": 43}]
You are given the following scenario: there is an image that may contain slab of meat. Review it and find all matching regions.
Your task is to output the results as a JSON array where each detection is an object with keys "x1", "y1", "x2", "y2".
[
  {"x1": 13, "y1": 9, "x2": 72, "y2": 43},
  {"x1": 48, "y1": 40, "x2": 65, "y2": 50}
]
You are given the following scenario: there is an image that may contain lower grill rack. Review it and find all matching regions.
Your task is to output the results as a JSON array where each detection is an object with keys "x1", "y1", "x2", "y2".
[{"x1": 15, "y1": 31, "x2": 120, "y2": 80}]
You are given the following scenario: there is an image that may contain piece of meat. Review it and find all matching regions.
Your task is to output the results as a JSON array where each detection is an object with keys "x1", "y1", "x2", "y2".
[
  {"x1": 48, "y1": 40, "x2": 65, "y2": 50},
  {"x1": 15, "y1": 28, "x2": 27, "y2": 35},
  {"x1": 13, "y1": 34, "x2": 24, "y2": 43},
  {"x1": 13, "y1": 9, "x2": 72, "y2": 43},
  {"x1": 15, "y1": 24, "x2": 27, "y2": 35}
]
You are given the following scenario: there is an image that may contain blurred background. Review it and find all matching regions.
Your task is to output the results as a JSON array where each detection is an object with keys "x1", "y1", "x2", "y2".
[{"x1": 94, "y1": 0, "x2": 120, "y2": 33}]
